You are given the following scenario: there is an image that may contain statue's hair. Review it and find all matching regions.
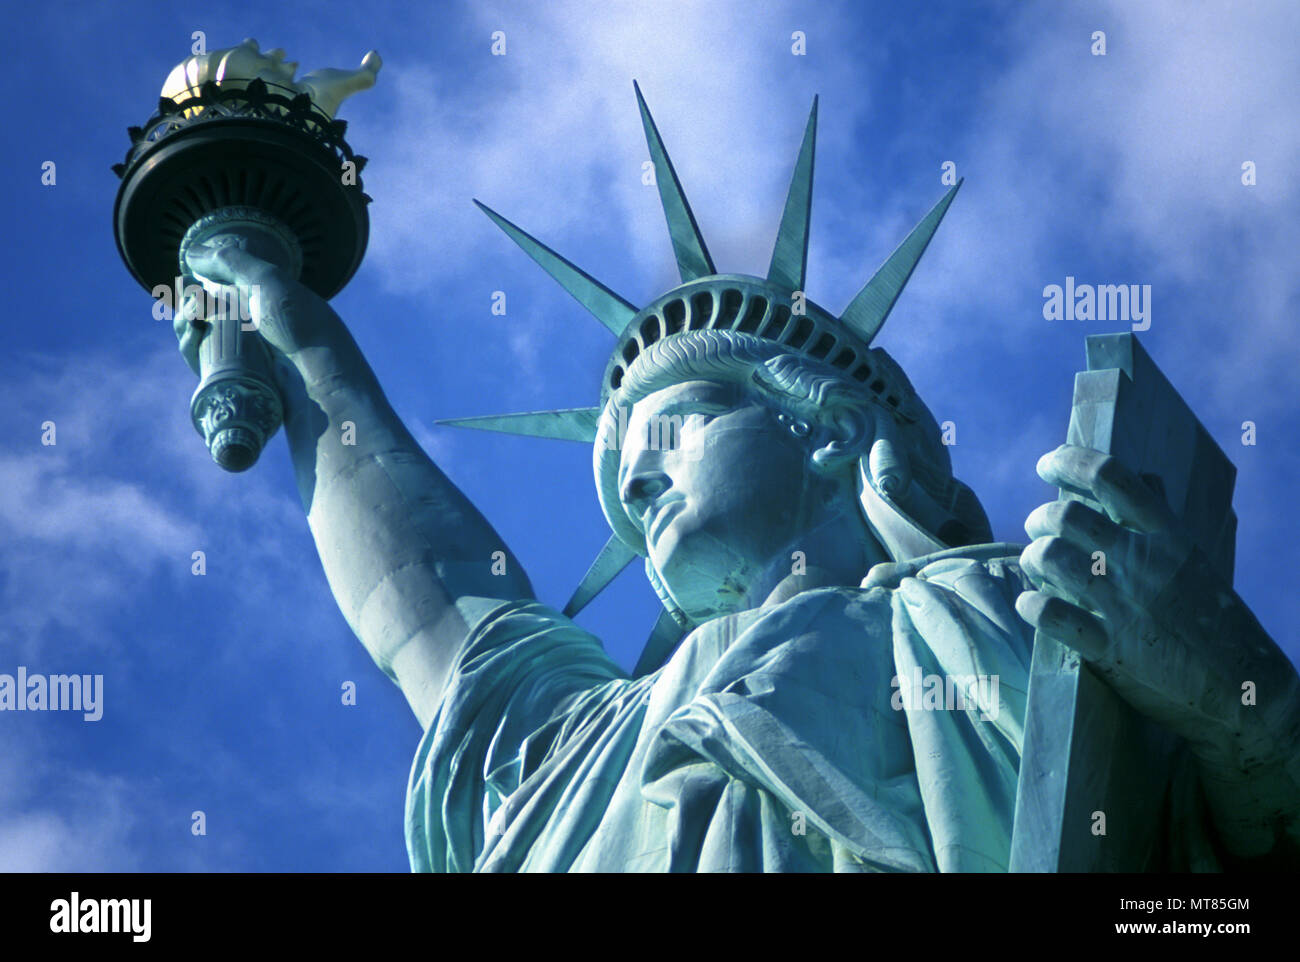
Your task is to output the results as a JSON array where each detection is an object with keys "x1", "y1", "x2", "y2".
[{"x1": 619, "y1": 331, "x2": 865, "y2": 425}]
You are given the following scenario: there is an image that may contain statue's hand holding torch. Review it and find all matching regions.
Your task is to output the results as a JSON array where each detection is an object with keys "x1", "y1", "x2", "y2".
[
  {"x1": 112, "y1": 37, "x2": 380, "y2": 471},
  {"x1": 177, "y1": 234, "x2": 351, "y2": 385}
]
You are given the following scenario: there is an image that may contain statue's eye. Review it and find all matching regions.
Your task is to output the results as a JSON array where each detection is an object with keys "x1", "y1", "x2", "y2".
[
  {"x1": 678, "y1": 411, "x2": 721, "y2": 435},
  {"x1": 681, "y1": 401, "x2": 729, "y2": 420}
]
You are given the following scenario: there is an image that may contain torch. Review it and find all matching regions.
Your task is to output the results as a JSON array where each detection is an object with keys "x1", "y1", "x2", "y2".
[{"x1": 112, "y1": 38, "x2": 380, "y2": 471}]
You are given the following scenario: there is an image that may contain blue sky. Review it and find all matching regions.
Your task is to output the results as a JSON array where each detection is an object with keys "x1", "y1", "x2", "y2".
[{"x1": 1, "y1": 0, "x2": 1296, "y2": 870}]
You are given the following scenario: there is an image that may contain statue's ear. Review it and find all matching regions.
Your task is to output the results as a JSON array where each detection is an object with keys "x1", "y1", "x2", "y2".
[{"x1": 810, "y1": 402, "x2": 874, "y2": 474}]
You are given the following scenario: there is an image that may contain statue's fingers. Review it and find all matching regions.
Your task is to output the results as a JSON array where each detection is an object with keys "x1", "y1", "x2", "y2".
[
  {"x1": 1017, "y1": 591, "x2": 1187, "y2": 732},
  {"x1": 172, "y1": 296, "x2": 208, "y2": 377},
  {"x1": 1015, "y1": 591, "x2": 1109, "y2": 661},
  {"x1": 171, "y1": 307, "x2": 189, "y2": 345},
  {"x1": 1018, "y1": 591, "x2": 1243, "y2": 755},
  {"x1": 1024, "y1": 498, "x2": 1122, "y2": 554},
  {"x1": 175, "y1": 320, "x2": 205, "y2": 376},
  {"x1": 182, "y1": 241, "x2": 235, "y2": 286},
  {"x1": 1019, "y1": 535, "x2": 1130, "y2": 623},
  {"x1": 1035, "y1": 444, "x2": 1174, "y2": 533},
  {"x1": 184, "y1": 239, "x2": 277, "y2": 290}
]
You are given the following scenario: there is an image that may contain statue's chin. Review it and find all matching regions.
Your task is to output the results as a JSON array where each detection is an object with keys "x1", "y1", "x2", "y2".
[{"x1": 652, "y1": 534, "x2": 756, "y2": 622}]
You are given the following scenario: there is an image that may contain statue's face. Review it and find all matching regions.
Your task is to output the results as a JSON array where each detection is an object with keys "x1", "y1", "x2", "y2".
[{"x1": 619, "y1": 379, "x2": 838, "y2": 620}]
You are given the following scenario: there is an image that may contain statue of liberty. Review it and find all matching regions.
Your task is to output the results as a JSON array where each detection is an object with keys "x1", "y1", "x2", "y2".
[{"x1": 177, "y1": 83, "x2": 1300, "y2": 872}]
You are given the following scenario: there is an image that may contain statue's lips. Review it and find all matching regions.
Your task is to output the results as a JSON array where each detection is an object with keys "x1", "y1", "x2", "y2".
[{"x1": 646, "y1": 499, "x2": 685, "y2": 546}]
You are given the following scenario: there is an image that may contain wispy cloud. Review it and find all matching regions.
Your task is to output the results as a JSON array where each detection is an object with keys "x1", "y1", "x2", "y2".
[
  {"x1": 364, "y1": 2, "x2": 862, "y2": 288},
  {"x1": 0, "y1": 347, "x2": 336, "y2": 661},
  {"x1": 352, "y1": 1, "x2": 874, "y2": 398},
  {"x1": 0, "y1": 729, "x2": 141, "y2": 872},
  {"x1": 927, "y1": 1, "x2": 1299, "y2": 413}
]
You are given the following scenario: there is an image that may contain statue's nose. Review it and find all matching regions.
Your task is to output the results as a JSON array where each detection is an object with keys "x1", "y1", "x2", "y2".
[{"x1": 620, "y1": 469, "x2": 670, "y2": 515}]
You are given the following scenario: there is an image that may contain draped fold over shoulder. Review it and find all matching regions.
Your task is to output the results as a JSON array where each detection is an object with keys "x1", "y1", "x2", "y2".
[{"x1": 406, "y1": 550, "x2": 1037, "y2": 872}]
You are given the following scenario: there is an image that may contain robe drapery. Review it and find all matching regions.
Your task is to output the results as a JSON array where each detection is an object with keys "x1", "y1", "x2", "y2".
[{"x1": 405, "y1": 546, "x2": 1041, "y2": 871}]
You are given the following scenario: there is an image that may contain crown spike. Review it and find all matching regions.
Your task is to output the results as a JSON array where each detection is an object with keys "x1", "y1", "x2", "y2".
[
  {"x1": 839, "y1": 178, "x2": 963, "y2": 344},
  {"x1": 562, "y1": 534, "x2": 638, "y2": 617},
  {"x1": 436, "y1": 407, "x2": 602, "y2": 442},
  {"x1": 767, "y1": 96, "x2": 818, "y2": 292},
  {"x1": 633, "y1": 81, "x2": 716, "y2": 282},
  {"x1": 633, "y1": 608, "x2": 687, "y2": 677},
  {"x1": 474, "y1": 200, "x2": 638, "y2": 335}
]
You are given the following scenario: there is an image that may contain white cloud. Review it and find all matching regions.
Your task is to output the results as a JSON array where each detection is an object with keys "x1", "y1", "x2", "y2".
[
  {"x1": 0, "y1": 346, "x2": 341, "y2": 662},
  {"x1": 930, "y1": 1, "x2": 1299, "y2": 412},
  {"x1": 0, "y1": 730, "x2": 140, "y2": 872},
  {"x1": 355, "y1": 1, "x2": 875, "y2": 389},
  {"x1": 0, "y1": 453, "x2": 199, "y2": 551}
]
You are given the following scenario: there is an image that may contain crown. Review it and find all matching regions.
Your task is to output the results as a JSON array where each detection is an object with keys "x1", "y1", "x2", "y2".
[{"x1": 440, "y1": 83, "x2": 961, "y2": 667}]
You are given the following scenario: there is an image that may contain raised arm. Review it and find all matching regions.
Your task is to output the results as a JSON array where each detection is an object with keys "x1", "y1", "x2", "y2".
[{"x1": 181, "y1": 240, "x2": 533, "y2": 729}]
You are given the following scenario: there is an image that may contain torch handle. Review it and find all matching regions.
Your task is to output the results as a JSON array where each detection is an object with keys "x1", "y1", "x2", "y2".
[
  {"x1": 181, "y1": 207, "x2": 302, "y2": 472},
  {"x1": 189, "y1": 304, "x2": 283, "y2": 473}
]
